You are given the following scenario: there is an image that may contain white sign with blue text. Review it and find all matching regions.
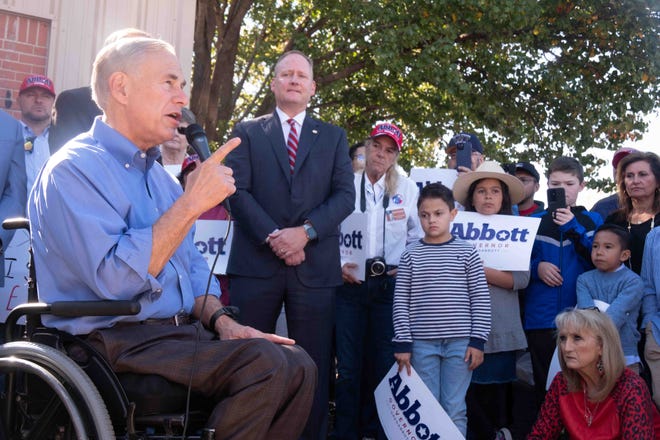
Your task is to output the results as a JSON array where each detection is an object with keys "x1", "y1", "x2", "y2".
[
  {"x1": 193, "y1": 220, "x2": 233, "y2": 274},
  {"x1": 339, "y1": 212, "x2": 368, "y2": 282},
  {"x1": 0, "y1": 229, "x2": 30, "y2": 323},
  {"x1": 375, "y1": 362, "x2": 464, "y2": 440},
  {"x1": 451, "y1": 211, "x2": 541, "y2": 271},
  {"x1": 409, "y1": 168, "x2": 458, "y2": 193}
]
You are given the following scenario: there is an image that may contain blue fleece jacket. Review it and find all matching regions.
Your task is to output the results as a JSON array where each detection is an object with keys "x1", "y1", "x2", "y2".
[{"x1": 523, "y1": 206, "x2": 602, "y2": 330}]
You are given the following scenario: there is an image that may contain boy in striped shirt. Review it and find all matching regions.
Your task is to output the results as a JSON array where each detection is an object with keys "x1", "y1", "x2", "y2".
[{"x1": 393, "y1": 183, "x2": 491, "y2": 436}]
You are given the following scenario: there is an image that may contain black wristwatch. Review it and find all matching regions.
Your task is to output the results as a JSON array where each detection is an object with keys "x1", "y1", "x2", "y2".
[
  {"x1": 303, "y1": 220, "x2": 318, "y2": 241},
  {"x1": 208, "y1": 306, "x2": 240, "y2": 333}
]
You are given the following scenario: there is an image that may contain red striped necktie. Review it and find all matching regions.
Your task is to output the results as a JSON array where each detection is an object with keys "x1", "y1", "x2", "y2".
[{"x1": 287, "y1": 118, "x2": 298, "y2": 173}]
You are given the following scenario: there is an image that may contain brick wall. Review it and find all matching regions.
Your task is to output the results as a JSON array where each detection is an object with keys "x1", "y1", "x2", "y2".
[{"x1": 0, "y1": 11, "x2": 50, "y2": 119}]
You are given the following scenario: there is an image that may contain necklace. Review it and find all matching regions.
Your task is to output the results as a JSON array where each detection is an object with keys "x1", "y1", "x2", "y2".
[
  {"x1": 583, "y1": 388, "x2": 600, "y2": 427},
  {"x1": 627, "y1": 215, "x2": 655, "y2": 233}
]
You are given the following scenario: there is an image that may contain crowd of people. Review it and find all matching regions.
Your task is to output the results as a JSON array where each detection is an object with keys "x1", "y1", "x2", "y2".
[{"x1": 0, "y1": 27, "x2": 659, "y2": 440}]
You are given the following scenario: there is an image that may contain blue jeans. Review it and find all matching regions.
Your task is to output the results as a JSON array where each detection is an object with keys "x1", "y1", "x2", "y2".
[
  {"x1": 412, "y1": 338, "x2": 472, "y2": 437},
  {"x1": 333, "y1": 275, "x2": 395, "y2": 440}
]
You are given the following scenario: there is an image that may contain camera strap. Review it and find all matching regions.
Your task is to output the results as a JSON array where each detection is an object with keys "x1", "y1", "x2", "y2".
[{"x1": 360, "y1": 171, "x2": 389, "y2": 259}]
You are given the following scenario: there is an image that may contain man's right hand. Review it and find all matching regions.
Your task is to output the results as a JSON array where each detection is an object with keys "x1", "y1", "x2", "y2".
[{"x1": 184, "y1": 137, "x2": 241, "y2": 215}]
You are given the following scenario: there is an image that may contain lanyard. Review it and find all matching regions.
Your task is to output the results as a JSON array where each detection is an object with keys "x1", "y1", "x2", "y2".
[{"x1": 360, "y1": 171, "x2": 389, "y2": 258}]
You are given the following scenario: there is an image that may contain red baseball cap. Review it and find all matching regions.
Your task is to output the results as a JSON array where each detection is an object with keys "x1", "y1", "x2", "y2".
[
  {"x1": 612, "y1": 147, "x2": 638, "y2": 170},
  {"x1": 19, "y1": 75, "x2": 55, "y2": 96},
  {"x1": 370, "y1": 122, "x2": 403, "y2": 151}
]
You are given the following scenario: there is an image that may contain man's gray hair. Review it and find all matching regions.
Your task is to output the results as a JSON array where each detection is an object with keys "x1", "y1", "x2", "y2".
[{"x1": 91, "y1": 37, "x2": 175, "y2": 111}]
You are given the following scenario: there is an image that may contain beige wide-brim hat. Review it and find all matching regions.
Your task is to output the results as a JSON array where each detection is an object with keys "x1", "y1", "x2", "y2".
[{"x1": 452, "y1": 161, "x2": 526, "y2": 207}]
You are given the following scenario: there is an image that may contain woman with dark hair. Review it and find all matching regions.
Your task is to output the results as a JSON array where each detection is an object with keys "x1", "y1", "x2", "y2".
[
  {"x1": 606, "y1": 151, "x2": 660, "y2": 274},
  {"x1": 453, "y1": 161, "x2": 528, "y2": 439},
  {"x1": 529, "y1": 308, "x2": 657, "y2": 438}
]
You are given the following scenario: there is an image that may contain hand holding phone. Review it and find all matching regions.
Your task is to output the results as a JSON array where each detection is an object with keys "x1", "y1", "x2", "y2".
[
  {"x1": 547, "y1": 188, "x2": 566, "y2": 215},
  {"x1": 455, "y1": 139, "x2": 473, "y2": 171}
]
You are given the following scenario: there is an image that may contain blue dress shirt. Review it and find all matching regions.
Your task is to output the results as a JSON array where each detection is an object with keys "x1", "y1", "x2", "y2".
[
  {"x1": 28, "y1": 117, "x2": 220, "y2": 335},
  {"x1": 21, "y1": 122, "x2": 51, "y2": 194}
]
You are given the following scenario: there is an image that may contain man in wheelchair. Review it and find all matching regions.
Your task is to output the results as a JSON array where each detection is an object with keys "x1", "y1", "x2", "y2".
[{"x1": 24, "y1": 36, "x2": 317, "y2": 439}]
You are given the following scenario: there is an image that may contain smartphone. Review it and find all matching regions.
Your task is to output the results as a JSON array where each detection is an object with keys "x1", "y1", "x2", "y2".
[
  {"x1": 547, "y1": 188, "x2": 566, "y2": 214},
  {"x1": 455, "y1": 141, "x2": 472, "y2": 170}
]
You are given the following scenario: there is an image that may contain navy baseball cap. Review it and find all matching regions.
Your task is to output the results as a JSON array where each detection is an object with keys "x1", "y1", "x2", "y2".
[
  {"x1": 447, "y1": 132, "x2": 484, "y2": 154},
  {"x1": 513, "y1": 161, "x2": 540, "y2": 182}
]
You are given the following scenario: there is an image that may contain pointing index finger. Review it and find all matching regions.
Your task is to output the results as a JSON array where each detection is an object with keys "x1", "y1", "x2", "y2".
[{"x1": 207, "y1": 137, "x2": 241, "y2": 164}]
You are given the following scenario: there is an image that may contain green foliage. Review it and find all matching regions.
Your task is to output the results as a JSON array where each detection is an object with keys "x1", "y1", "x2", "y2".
[{"x1": 192, "y1": 0, "x2": 659, "y2": 190}]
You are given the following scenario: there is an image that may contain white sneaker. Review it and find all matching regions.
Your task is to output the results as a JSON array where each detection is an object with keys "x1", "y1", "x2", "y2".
[{"x1": 494, "y1": 427, "x2": 513, "y2": 440}]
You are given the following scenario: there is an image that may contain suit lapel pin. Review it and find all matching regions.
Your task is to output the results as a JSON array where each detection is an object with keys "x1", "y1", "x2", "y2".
[{"x1": 312, "y1": 129, "x2": 318, "y2": 134}]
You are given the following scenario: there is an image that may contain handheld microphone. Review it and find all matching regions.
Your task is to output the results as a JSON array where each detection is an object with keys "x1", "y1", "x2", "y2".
[
  {"x1": 185, "y1": 123, "x2": 212, "y2": 161},
  {"x1": 184, "y1": 123, "x2": 231, "y2": 214}
]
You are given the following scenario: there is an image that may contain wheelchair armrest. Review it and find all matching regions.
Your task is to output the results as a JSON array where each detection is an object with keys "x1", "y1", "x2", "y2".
[
  {"x1": 5, "y1": 300, "x2": 141, "y2": 341},
  {"x1": 2, "y1": 217, "x2": 29, "y2": 231},
  {"x1": 50, "y1": 300, "x2": 141, "y2": 316}
]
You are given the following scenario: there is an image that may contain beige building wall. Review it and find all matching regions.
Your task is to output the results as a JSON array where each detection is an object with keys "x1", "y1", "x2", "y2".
[{"x1": 0, "y1": 0, "x2": 196, "y2": 97}]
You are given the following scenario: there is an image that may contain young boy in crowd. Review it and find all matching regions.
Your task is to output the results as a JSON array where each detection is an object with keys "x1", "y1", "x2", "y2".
[
  {"x1": 523, "y1": 156, "x2": 603, "y2": 407},
  {"x1": 577, "y1": 224, "x2": 643, "y2": 371},
  {"x1": 393, "y1": 183, "x2": 490, "y2": 436}
]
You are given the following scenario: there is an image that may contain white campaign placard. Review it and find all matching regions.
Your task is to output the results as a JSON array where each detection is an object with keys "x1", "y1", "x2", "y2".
[
  {"x1": 339, "y1": 212, "x2": 368, "y2": 281},
  {"x1": 409, "y1": 168, "x2": 458, "y2": 192},
  {"x1": 546, "y1": 347, "x2": 561, "y2": 391},
  {"x1": 375, "y1": 362, "x2": 464, "y2": 440},
  {"x1": 193, "y1": 220, "x2": 233, "y2": 275},
  {"x1": 0, "y1": 229, "x2": 30, "y2": 323},
  {"x1": 451, "y1": 211, "x2": 541, "y2": 271}
]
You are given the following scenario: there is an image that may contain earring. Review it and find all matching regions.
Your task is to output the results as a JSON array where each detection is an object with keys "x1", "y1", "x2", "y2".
[{"x1": 597, "y1": 357, "x2": 604, "y2": 375}]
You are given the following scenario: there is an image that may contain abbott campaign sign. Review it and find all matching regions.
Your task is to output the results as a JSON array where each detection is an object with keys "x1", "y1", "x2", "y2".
[
  {"x1": 339, "y1": 212, "x2": 368, "y2": 281},
  {"x1": 194, "y1": 220, "x2": 233, "y2": 274},
  {"x1": 0, "y1": 229, "x2": 30, "y2": 323},
  {"x1": 375, "y1": 363, "x2": 464, "y2": 440},
  {"x1": 451, "y1": 211, "x2": 540, "y2": 271},
  {"x1": 409, "y1": 168, "x2": 458, "y2": 193}
]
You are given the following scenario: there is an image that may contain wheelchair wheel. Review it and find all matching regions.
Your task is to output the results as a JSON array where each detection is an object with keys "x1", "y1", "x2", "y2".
[{"x1": 0, "y1": 341, "x2": 114, "y2": 439}]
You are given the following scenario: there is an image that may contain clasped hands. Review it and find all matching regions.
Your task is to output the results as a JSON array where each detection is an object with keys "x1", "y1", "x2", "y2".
[{"x1": 268, "y1": 227, "x2": 308, "y2": 266}]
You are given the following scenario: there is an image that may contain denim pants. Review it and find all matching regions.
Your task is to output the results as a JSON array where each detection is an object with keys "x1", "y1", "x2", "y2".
[
  {"x1": 412, "y1": 338, "x2": 472, "y2": 437},
  {"x1": 333, "y1": 275, "x2": 395, "y2": 440}
]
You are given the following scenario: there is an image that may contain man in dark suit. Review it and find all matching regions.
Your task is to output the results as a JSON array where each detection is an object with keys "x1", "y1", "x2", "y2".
[{"x1": 226, "y1": 50, "x2": 355, "y2": 440}]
